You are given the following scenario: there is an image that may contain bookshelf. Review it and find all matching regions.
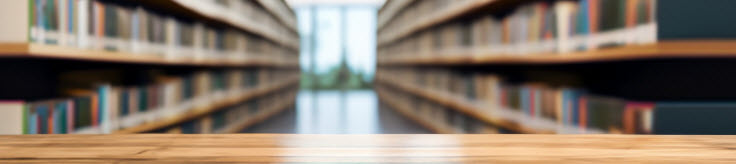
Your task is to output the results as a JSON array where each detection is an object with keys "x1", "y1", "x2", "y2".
[
  {"x1": 377, "y1": 0, "x2": 736, "y2": 135},
  {"x1": 379, "y1": 40, "x2": 736, "y2": 65},
  {"x1": 168, "y1": 0, "x2": 299, "y2": 49},
  {"x1": 378, "y1": 0, "x2": 522, "y2": 46},
  {"x1": 114, "y1": 77, "x2": 299, "y2": 134},
  {"x1": 377, "y1": 77, "x2": 605, "y2": 134},
  {"x1": 377, "y1": 88, "x2": 454, "y2": 134},
  {"x1": 0, "y1": 0, "x2": 300, "y2": 135},
  {"x1": 215, "y1": 95, "x2": 296, "y2": 133},
  {"x1": 0, "y1": 43, "x2": 297, "y2": 67},
  {"x1": 377, "y1": 0, "x2": 414, "y2": 30}
]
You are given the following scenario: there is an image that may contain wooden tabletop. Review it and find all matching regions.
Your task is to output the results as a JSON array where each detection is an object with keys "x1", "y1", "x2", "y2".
[{"x1": 1, "y1": 134, "x2": 736, "y2": 163}]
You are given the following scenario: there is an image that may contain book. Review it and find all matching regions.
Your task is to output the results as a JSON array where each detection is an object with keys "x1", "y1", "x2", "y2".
[
  {"x1": 0, "y1": 101, "x2": 27, "y2": 134},
  {"x1": 0, "y1": 0, "x2": 298, "y2": 64}
]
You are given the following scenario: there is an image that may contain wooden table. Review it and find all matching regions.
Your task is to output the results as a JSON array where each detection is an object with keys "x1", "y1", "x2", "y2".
[{"x1": 2, "y1": 134, "x2": 736, "y2": 163}]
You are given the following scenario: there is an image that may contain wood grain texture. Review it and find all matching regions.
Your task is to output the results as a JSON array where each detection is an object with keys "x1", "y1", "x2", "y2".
[
  {"x1": 0, "y1": 43, "x2": 299, "y2": 67},
  {"x1": 378, "y1": 40, "x2": 736, "y2": 65},
  {"x1": 114, "y1": 77, "x2": 299, "y2": 134},
  {"x1": 1, "y1": 134, "x2": 736, "y2": 163}
]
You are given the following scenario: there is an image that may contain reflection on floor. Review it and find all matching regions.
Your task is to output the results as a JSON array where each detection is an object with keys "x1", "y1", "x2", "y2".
[{"x1": 241, "y1": 90, "x2": 431, "y2": 134}]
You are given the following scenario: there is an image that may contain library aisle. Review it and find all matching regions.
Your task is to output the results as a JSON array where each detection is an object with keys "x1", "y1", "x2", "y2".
[{"x1": 242, "y1": 90, "x2": 431, "y2": 134}]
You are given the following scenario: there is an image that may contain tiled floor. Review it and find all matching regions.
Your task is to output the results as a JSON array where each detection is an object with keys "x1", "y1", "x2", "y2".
[{"x1": 242, "y1": 90, "x2": 430, "y2": 134}]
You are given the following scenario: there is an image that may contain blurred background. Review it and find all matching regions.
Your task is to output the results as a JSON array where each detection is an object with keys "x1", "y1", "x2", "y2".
[
  {"x1": 243, "y1": 0, "x2": 432, "y2": 134},
  {"x1": 2, "y1": 0, "x2": 736, "y2": 135}
]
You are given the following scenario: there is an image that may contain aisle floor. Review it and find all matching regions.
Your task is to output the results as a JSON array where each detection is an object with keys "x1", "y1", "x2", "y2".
[{"x1": 241, "y1": 90, "x2": 430, "y2": 134}]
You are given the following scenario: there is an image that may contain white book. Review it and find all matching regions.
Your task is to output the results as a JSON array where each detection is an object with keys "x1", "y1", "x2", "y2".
[
  {"x1": 555, "y1": 1, "x2": 576, "y2": 53},
  {"x1": 0, "y1": 101, "x2": 25, "y2": 134},
  {"x1": 59, "y1": 0, "x2": 68, "y2": 46},
  {"x1": 0, "y1": 1, "x2": 31, "y2": 43},
  {"x1": 192, "y1": 23, "x2": 205, "y2": 60},
  {"x1": 116, "y1": 7, "x2": 131, "y2": 53},
  {"x1": 98, "y1": 84, "x2": 112, "y2": 134},
  {"x1": 109, "y1": 87, "x2": 120, "y2": 132},
  {"x1": 164, "y1": 18, "x2": 178, "y2": 59},
  {"x1": 76, "y1": 0, "x2": 89, "y2": 49}
]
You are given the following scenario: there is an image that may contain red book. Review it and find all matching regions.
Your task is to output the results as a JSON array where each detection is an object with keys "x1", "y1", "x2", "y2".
[
  {"x1": 500, "y1": 88, "x2": 507, "y2": 107},
  {"x1": 47, "y1": 102, "x2": 54, "y2": 134},
  {"x1": 529, "y1": 88, "x2": 536, "y2": 117},
  {"x1": 91, "y1": 94, "x2": 98, "y2": 126},
  {"x1": 623, "y1": 102, "x2": 655, "y2": 134},
  {"x1": 625, "y1": 0, "x2": 638, "y2": 27},
  {"x1": 67, "y1": 100, "x2": 75, "y2": 133},
  {"x1": 588, "y1": 0, "x2": 599, "y2": 33},
  {"x1": 578, "y1": 96, "x2": 588, "y2": 131}
]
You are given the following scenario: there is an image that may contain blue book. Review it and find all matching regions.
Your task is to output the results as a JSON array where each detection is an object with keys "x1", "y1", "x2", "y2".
[
  {"x1": 520, "y1": 87, "x2": 530, "y2": 115},
  {"x1": 98, "y1": 86, "x2": 108, "y2": 124},
  {"x1": 68, "y1": 0, "x2": 74, "y2": 33},
  {"x1": 570, "y1": 91, "x2": 581, "y2": 126},
  {"x1": 55, "y1": 101, "x2": 67, "y2": 134},
  {"x1": 575, "y1": 0, "x2": 590, "y2": 35},
  {"x1": 28, "y1": 105, "x2": 37, "y2": 134},
  {"x1": 53, "y1": 102, "x2": 61, "y2": 134},
  {"x1": 36, "y1": 104, "x2": 48, "y2": 134},
  {"x1": 121, "y1": 90, "x2": 129, "y2": 116}
]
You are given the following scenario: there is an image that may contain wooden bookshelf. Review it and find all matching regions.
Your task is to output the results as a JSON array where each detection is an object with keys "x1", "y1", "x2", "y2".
[
  {"x1": 0, "y1": 43, "x2": 298, "y2": 67},
  {"x1": 377, "y1": 89, "x2": 454, "y2": 134},
  {"x1": 255, "y1": 0, "x2": 298, "y2": 32},
  {"x1": 113, "y1": 77, "x2": 299, "y2": 134},
  {"x1": 3, "y1": 134, "x2": 736, "y2": 163},
  {"x1": 379, "y1": 40, "x2": 736, "y2": 66},
  {"x1": 377, "y1": 0, "x2": 416, "y2": 30},
  {"x1": 168, "y1": 0, "x2": 299, "y2": 50},
  {"x1": 216, "y1": 96, "x2": 296, "y2": 133},
  {"x1": 377, "y1": 77, "x2": 606, "y2": 134},
  {"x1": 378, "y1": 0, "x2": 518, "y2": 46}
]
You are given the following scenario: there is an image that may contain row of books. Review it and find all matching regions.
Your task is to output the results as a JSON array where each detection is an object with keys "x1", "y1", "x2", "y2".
[
  {"x1": 378, "y1": 0, "x2": 472, "y2": 43},
  {"x1": 377, "y1": 0, "x2": 413, "y2": 30},
  {"x1": 379, "y1": 87, "x2": 499, "y2": 134},
  {"x1": 162, "y1": 89, "x2": 297, "y2": 134},
  {"x1": 0, "y1": 68, "x2": 299, "y2": 134},
  {"x1": 177, "y1": 0, "x2": 298, "y2": 48},
  {"x1": 378, "y1": 68, "x2": 652, "y2": 134},
  {"x1": 0, "y1": 0, "x2": 297, "y2": 62},
  {"x1": 251, "y1": 0, "x2": 297, "y2": 31},
  {"x1": 378, "y1": 0, "x2": 657, "y2": 59}
]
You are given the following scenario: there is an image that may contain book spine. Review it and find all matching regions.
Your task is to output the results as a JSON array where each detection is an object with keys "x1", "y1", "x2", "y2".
[
  {"x1": 76, "y1": 0, "x2": 88, "y2": 48},
  {"x1": 67, "y1": 99, "x2": 74, "y2": 133},
  {"x1": 22, "y1": 104, "x2": 29, "y2": 134},
  {"x1": 91, "y1": 93, "x2": 98, "y2": 127}
]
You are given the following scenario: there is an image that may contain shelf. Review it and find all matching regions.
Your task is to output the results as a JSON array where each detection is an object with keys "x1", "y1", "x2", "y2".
[
  {"x1": 377, "y1": 0, "x2": 416, "y2": 31},
  {"x1": 377, "y1": 77, "x2": 605, "y2": 134},
  {"x1": 378, "y1": 0, "x2": 507, "y2": 46},
  {"x1": 148, "y1": 0, "x2": 299, "y2": 50},
  {"x1": 377, "y1": 88, "x2": 454, "y2": 134},
  {"x1": 216, "y1": 96, "x2": 296, "y2": 133},
  {"x1": 0, "y1": 43, "x2": 298, "y2": 67},
  {"x1": 113, "y1": 77, "x2": 299, "y2": 134},
  {"x1": 378, "y1": 40, "x2": 736, "y2": 66},
  {"x1": 255, "y1": 0, "x2": 298, "y2": 33}
]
